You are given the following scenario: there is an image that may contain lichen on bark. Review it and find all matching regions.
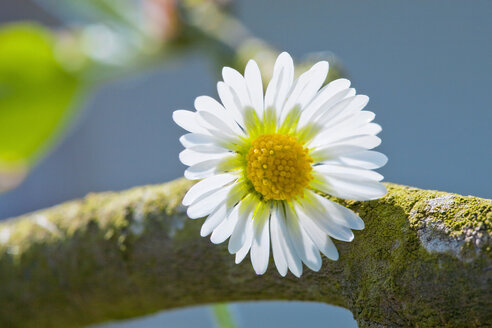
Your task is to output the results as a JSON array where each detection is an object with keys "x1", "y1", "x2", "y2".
[{"x1": 0, "y1": 179, "x2": 490, "y2": 327}]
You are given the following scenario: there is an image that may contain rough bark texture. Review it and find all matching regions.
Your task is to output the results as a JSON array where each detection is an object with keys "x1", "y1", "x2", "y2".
[{"x1": 0, "y1": 178, "x2": 490, "y2": 328}]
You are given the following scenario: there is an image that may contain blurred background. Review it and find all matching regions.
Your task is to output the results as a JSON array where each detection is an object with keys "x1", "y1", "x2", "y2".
[{"x1": 0, "y1": 0, "x2": 491, "y2": 327}]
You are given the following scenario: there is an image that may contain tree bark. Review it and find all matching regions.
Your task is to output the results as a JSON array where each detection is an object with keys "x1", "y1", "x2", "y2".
[{"x1": 0, "y1": 178, "x2": 490, "y2": 327}]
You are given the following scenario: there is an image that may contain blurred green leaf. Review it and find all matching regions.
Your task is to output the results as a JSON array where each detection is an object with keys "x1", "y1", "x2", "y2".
[
  {"x1": 0, "y1": 23, "x2": 80, "y2": 192},
  {"x1": 212, "y1": 303, "x2": 238, "y2": 328}
]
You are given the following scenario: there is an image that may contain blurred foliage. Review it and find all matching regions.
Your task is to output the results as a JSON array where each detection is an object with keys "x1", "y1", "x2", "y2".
[
  {"x1": 0, "y1": 24, "x2": 80, "y2": 192},
  {"x1": 0, "y1": 0, "x2": 344, "y2": 195},
  {"x1": 212, "y1": 303, "x2": 238, "y2": 328}
]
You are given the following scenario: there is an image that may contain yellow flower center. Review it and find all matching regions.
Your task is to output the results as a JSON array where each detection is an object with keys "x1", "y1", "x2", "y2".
[{"x1": 246, "y1": 134, "x2": 313, "y2": 201}]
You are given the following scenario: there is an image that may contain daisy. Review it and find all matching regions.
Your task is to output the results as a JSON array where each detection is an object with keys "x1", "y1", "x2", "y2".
[{"x1": 173, "y1": 52, "x2": 387, "y2": 277}]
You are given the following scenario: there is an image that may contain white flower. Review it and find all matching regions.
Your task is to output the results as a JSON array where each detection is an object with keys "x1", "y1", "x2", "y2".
[{"x1": 173, "y1": 52, "x2": 387, "y2": 277}]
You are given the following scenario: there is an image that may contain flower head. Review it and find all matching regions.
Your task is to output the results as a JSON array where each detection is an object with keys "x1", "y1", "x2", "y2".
[{"x1": 173, "y1": 52, "x2": 387, "y2": 277}]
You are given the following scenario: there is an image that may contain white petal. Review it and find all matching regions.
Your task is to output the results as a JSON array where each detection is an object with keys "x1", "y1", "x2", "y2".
[
  {"x1": 179, "y1": 133, "x2": 219, "y2": 148},
  {"x1": 310, "y1": 92, "x2": 355, "y2": 128},
  {"x1": 276, "y1": 206, "x2": 303, "y2": 277},
  {"x1": 299, "y1": 78, "x2": 351, "y2": 126},
  {"x1": 313, "y1": 112, "x2": 376, "y2": 148},
  {"x1": 339, "y1": 151, "x2": 388, "y2": 169},
  {"x1": 179, "y1": 149, "x2": 228, "y2": 167},
  {"x1": 188, "y1": 144, "x2": 230, "y2": 154},
  {"x1": 172, "y1": 110, "x2": 208, "y2": 134},
  {"x1": 284, "y1": 204, "x2": 322, "y2": 271},
  {"x1": 310, "y1": 117, "x2": 380, "y2": 149},
  {"x1": 194, "y1": 95, "x2": 225, "y2": 116},
  {"x1": 310, "y1": 145, "x2": 367, "y2": 163},
  {"x1": 320, "y1": 111, "x2": 376, "y2": 140},
  {"x1": 297, "y1": 194, "x2": 354, "y2": 242},
  {"x1": 198, "y1": 111, "x2": 242, "y2": 137},
  {"x1": 306, "y1": 191, "x2": 365, "y2": 230},
  {"x1": 194, "y1": 96, "x2": 243, "y2": 135},
  {"x1": 235, "y1": 201, "x2": 270, "y2": 263},
  {"x1": 244, "y1": 59, "x2": 264, "y2": 118},
  {"x1": 325, "y1": 95, "x2": 369, "y2": 128},
  {"x1": 326, "y1": 135, "x2": 382, "y2": 150},
  {"x1": 281, "y1": 61, "x2": 328, "y2": 123},
  {"x1": 229, "y1": 216, "x2": 247, "y2": 253},
  {"x1": 265, "y1": 52, "x2": 294, "y2": 112},
  {"x1": 217, "y1": 82, "x2": 245, "y2": 126},
  {"x1": 228, "y1": 195, "x2": 256, "y2": 254},
  {"x1": 200, "y1": 201, "x2": 229, "y2": 237},
  {"x1": 222, "y1": 67, "x2": 252, "y2": 109},
  {"x1": 300, "y1": 87, "x2": 356, "y2": 130},
  {"x1": 314, "y1": 164, "x2": 384, "y2": 182},
  {"x1": 184, "y1": 158, "x2": 225, "y2": 180},
  {"x1": 352, "y1": 110, "x2": 376, "y2": 126},
  {"x1": 317, "y1": 95, "x2": 368, "y2": 128},
  {"x1": 210, "y1": 203, "x2": 241, "y2": 244},
  {"x1": 186, "y1": 184, "x2": 233, "y2": 219},
  {"x1": 270, "y1": 204, "x2": 288, "y2": 276},
  {"x1": 235, "y1": 215, "x2": 255, "y2": 264},
  {"x1": 311, "y1": 172, "x2": 387, "y2": 201},
  {"x1": 295, "y1": 203, "x2": 339, "y2": 260},
  {"x1": 223, "y1": 180, "x2": 249, "y2": 210},
  {"x1": 182, "y1": 173, "x2": 238, "y2": 206},
  {"x1": 250, "y1": 214, "x2": 270, "y2": 275},
  {"x1": 357, "y1": 123, "x2": 382, "y2": 136}
]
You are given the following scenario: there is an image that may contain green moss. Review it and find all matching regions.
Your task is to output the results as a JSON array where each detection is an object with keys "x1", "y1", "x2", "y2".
[
  {"x1": 408, "y1": 190, "x2": 492, "y2": 237},
  {"x1": 327, "y1": 183, "x2": 491, "y2": 326}
]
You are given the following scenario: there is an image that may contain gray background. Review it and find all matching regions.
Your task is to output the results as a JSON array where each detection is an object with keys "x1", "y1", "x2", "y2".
[{"x1": 1, "y1": 0, "x2": 491, "y2": 327}]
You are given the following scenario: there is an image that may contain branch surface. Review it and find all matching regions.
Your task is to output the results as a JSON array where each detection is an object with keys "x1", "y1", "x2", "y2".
[{"x1": 0, "y1": 179, "x2": 490, "y2": 327}]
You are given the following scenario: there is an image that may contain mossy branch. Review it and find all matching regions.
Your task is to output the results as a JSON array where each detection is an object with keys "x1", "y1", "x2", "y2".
[{"x1": 0, "y1": 179, "x2": 490, "y2": 327}]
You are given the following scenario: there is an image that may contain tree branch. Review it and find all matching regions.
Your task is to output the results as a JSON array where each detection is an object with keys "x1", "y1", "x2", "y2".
[{"x1": 0, "y1": 179, "x2": 490, "y2": 327}]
